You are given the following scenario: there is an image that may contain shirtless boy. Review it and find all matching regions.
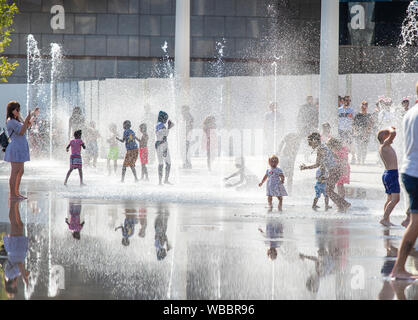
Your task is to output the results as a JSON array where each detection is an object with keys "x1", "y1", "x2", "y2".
[{"x1": 377, "y1": 127, "x2": 400, "y2": 227}]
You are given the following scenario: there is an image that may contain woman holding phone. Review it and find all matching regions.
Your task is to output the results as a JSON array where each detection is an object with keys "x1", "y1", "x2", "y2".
[{"x1": 4, "y1": 101, "x2": 31, "y2": 199}]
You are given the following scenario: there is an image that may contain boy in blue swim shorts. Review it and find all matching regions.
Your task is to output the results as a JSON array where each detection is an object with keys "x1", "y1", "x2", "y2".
[
  {"x1": 378, "y1": 127, "x2": 400, "y2": 227},
  {"x1": 312, "y1": 168, "x2": 331, "y2": 211}
]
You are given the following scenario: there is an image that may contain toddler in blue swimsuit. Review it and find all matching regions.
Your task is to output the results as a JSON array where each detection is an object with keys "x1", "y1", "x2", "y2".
[{"x1": 312, "y1": 168, "x2": 331, "y2": 211}]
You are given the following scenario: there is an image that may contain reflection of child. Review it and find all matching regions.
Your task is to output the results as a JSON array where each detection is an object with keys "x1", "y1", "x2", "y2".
[
  {"x1": 258, "y1": 218, "x2": 283, "y2": 260},
  {"x1": 224, "y1": 157, "x2": 258, "y2": 190},
  {"x1": 138, "y1": 208, "x2": 147, "y2": 238},
  {"x1": 155, "y1": 210, "x2": 171, "y2": 260},
  {"x1": 116, "y1": 120, "x2": 139, "y2": 183},
  {"x1": 106, "y1": 123, "x2": 119, "y2": 175},
  {"x1": 64, "y1": 130, "x2": 86, "y2": 186},
  {"x1": 139, "y1": 123, "x2": 149, "y2": 181},
  {"x1": 115, "y1": 210, "x2": 138, "y2": 246},
  {"x1": 65, "y1": 200, "x2": 84, "y2": 240},
  {"x1": 259, "y1": 155, "x2": 288, "y2": 211},
  {"x1": 313, "y1": 168, "x2": 331, "y2": 211}
]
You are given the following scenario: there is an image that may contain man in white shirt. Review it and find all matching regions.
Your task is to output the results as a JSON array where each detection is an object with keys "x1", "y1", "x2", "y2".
[{"x1": 391, "y1": 82, "x2": 418, "y2": 280}]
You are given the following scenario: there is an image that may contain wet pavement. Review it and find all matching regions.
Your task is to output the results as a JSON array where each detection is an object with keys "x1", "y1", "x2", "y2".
[{"x1": 0, "y1": 159, "x2": 417, "y2": 300}]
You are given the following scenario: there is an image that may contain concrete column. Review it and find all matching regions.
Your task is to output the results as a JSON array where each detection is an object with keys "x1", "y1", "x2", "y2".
[
  {"x1": 175, "y1": 0, "x2": 190, "y2": 168},
  {"x1": 174, "y1": 0, "x2": 190, "y2": 105},
  {"x1": 319, "y1": 0, "x2": 339, "y2": 132}
]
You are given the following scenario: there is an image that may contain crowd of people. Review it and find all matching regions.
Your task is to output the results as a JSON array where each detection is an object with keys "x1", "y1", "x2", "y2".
[
  {"x1": 258, "y1": 83, "x2": 418, "y2": 280},
  {"x1": 1, "y1": 81, "x2": 418, "y2": 283},
  {"x1": 262, "y1": 93, "x2": 416, "y2": 216}
]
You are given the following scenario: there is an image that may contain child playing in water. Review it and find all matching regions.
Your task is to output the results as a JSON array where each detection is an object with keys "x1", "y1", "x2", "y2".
[
  {"x1": 259, "y1": 155, "x2": 288, "y2": 211},
  {"x1": 377, "y1": 127, "x2": 400, "y2": 227},
  {"x1": 155, "y1": 111, "x2": 174, "y2": 185},
  {"x1": 138, "y1": 123, "x2": 149, "y2": 180},
  {"x1": 65, "y1": 199, "x2": 84, "y2": 240},
  {"x1": 116, "y1": 120, "x2": 139, "y2": 183},
  {"x1": 224, "y1": 157, "x2": 258, "y2": 190},
  {"x1": 106, "y1": 123, "x2": 119, "y2": 175},
  {"x1": 327, "y1": 137, "x2": 350, "y2": 200},
  {"x1": 64, "y1": 130, "x2": 86, "y2": 186},
  {"x1": 313, "y1": 168, "x2": 331, "y2": 211}
]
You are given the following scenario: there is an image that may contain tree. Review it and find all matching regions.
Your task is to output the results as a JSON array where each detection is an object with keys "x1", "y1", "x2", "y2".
[{"x1": 0, "y1": 1, "x2": 18, "y2": 82}]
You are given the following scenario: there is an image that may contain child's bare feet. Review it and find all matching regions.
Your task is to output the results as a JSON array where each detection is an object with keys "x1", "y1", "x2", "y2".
[
  {"x1": 325, "y1": 205, "x2": 332, "y2": 211},
  {"x1": 380, "y1": 219, "x2": 395, "y2": 227},
  {"x1": 312, "y1": 205, "x2": 320, "y2": 210}
]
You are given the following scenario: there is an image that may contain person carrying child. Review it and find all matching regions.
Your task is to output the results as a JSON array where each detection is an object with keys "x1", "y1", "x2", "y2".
[
  {"x1": 64, "y1": 129, "x2": 86, "y2": 186},
  {"x1": 259, "y1": 155, "x2": 288, "y2": 211},
  {"x1": 116, "y1": 120, "x2": 139, "y2": 183}
]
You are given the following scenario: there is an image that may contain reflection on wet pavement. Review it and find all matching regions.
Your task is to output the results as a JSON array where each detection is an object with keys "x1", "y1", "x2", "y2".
[{"x1": 0, "y1": 190, "x2": 417, "y2": 300}]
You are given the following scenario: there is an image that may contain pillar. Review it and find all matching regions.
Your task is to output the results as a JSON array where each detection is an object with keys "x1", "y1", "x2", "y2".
[{"x1": 319, "y1": 0, "x2": 340, "y2": 132}]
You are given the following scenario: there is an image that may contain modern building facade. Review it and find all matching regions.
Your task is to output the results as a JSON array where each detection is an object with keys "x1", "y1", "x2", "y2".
[{"x1": 3, "y1": 0, "x2": 417, "y2": 83}]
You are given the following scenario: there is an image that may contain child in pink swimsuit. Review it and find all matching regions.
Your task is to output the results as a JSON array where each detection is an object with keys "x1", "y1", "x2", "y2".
[
  {"x1": 327, "y1": 138, "x2": 350, "y2": 200},
  {"x1": 64, "y1": 130, "x2": 86, "y2": 186}
]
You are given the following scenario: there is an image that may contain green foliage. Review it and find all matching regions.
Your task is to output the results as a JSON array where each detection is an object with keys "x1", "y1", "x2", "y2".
[{"x1": 0, "y1": 1, "x2": 18, "y2": 83}]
